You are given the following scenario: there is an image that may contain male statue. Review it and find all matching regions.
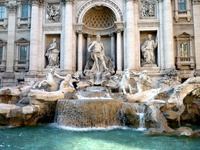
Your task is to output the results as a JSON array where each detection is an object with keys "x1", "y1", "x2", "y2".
[{"x1": 87, "y1": 35, "x2": 108, "y2": 72}]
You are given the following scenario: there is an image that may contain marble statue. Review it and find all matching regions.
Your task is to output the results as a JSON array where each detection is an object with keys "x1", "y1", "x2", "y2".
[
  {"x1": 118, "y1": 69, "x2": 137, "y2": 94},
  {"x1": 46, "y1": 38, "x2": 60, "y2": 68},
  {"x1": 132, "y1": 70, "x2": 155, "y2": 92},
  {"x1": 87, "y1": 35, "x2": 108, "y2": 72},
  {"x1": 38, "y1": 68, "x2": 59, "y2": 91},
  {"x1": 83, "y1": 35, "x2": 115, "y2": 86},
  {"x1": 46, "y1": 4, "x2": 60, "y2": 22},
  {"x1": 56, "y1": 72, "x2": 80, "y2": 91},
  {"x1": 141, "y1": 34, "x2": 158, "y2": 66}
]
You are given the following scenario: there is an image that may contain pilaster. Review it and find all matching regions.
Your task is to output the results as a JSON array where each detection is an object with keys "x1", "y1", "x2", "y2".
[
  {"x1": 5, "y1": 1, "x2": 17, "y2": 72},
  {"x1": 193, "y1": 0, "x2": 200, "y2": 74}
]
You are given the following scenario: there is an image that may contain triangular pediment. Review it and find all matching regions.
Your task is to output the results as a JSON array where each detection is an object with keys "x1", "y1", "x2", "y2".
[
  {"x1": 175, "y1": 32, "x2": 192, "y2": 38},
  {"x1": 16, "y1": 38, "x2": 29, "y2": 43}
]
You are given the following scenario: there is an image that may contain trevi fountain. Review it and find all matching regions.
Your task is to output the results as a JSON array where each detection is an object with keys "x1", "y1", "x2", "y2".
[
  {"x1": 0, "y1": 35, "x2": 200, "y2": 150},
  {"x1": 1, "y1": 0, "x2": 200, "y2": 149}
]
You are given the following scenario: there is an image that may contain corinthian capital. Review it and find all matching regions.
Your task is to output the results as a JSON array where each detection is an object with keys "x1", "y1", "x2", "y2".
[
  {"x1": 5, "y1": 1, "x2": 17, "y2": 13},
  {"x1": 60, "y1": 0, "x2": 74, "y2": 4},
  {"x1": 30, "y1": 0, "x2": 44, "y2": 6}
]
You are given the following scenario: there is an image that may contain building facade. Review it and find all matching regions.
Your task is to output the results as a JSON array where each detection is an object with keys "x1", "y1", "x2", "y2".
[{"x1": 0, "y1": 0, "x2": 199, "y2": 86}]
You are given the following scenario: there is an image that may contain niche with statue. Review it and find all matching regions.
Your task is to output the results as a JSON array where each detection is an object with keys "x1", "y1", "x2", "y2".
[
  {"x1": 140, "y1": 31, "x2": 158, "y2": 67},
  {"x1": 45, "y1": 34, "x2": 60, "y2": 68}
]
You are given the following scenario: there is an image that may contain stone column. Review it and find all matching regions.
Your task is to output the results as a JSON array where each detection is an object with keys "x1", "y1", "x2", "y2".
[
  {"x1": 110, "y1": 33, "x2": 115, "y2": 64},
  {"x1": 158, "y1": 0, "x2": 164, "y2": 69},
  {"x1": 5, "y1": 1, "x2": 17, "y2": 72},
  {"x1": 77, "y1": 32, "x2": 83, "y2": 72},
  {"x1": 193, "y1": 1, "x2": 200, "y2": 74},
  {"x1": 163, "y1": 0, "x2": 174, "y2": 68},
  {"x1": 125, "y1": 0, "x2": 136, "y2": 69},
  {"x1": 86, "y1": 35, "x2": 91, "y2": 60},
  {"x1": 116, "y1": 31, "x2": 122, "y2": 72},
  {"x1": 29, "y1": 0, "x2": 40, "y2": 74},
  {"x1": 63, "y1": 0, "x2": 74, "y2": 71}
]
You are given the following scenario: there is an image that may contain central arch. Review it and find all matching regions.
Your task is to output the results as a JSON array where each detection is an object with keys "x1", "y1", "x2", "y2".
[
  {"x1": 75, "y1": 0, "x2": 124, "y2": 72},
  {"x1": 76, "y1": 0, "x2": 123, "y2": 23}
]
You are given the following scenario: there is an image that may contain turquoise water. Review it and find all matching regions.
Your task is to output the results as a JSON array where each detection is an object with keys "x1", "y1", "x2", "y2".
[{"x1": 0, "y1": 124, "x2": 200, "y2": 150}]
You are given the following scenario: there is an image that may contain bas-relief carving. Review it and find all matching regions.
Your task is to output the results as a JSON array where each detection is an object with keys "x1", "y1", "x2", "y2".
[
  {"x1": 46, "y1": 4, "x2": 60, "y2": 22},
  {"x1": 140, "y1": 0, "x2": 156, "y2": 18},
  {"x1": 45, "y1": 38, "x2": 60, "y2": 68},
  {"x1": 141, "y1": 34, "x2": 158, "y2": 67}
]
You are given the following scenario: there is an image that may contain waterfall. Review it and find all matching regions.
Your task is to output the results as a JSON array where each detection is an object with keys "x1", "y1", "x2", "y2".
[
  {"x1": 55, "y1": 99, "x2": 124, "y2": 127},
  {"x1": 134, "y1": 103, "x2": 146, "y2": 131}
]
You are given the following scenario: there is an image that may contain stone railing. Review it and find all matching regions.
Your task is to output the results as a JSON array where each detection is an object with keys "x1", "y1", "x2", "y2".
[
  {"x1": 176, "y1": 56, "x2": 195, "y2": 69},
  {"x1": 17, "y1": 17, "x2": 31, "y2": 28},
  {"x1": 0, "y1": 18, "x2": 8, "y2": 29},
  {"x1": 14, "y1": 60, "x2": 29, "y2": 71}
]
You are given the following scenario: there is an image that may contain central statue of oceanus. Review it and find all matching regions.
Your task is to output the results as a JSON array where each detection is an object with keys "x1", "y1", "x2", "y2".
[{"x1": 83, "y1": 35, "x2": 115, "y2": 86}]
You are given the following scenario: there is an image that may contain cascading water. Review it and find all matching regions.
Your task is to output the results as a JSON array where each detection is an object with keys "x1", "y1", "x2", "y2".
[
  {"x1": 134, "y1": 103, "x2": 146, "y2": 131},
  {"x1": 55, "y1": 99, "x2": 124, "y2": 127}
]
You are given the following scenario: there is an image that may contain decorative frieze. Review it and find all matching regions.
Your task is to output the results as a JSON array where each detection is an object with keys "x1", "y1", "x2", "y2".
[{"x1": 140, "y1": 0, "x2": 156, "y2": 18}]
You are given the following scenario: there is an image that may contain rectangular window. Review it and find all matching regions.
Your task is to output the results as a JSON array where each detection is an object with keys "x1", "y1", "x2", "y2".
[
  {"x1": 19, "y1": 45, "x2": 27, "y2": 64},
  {"x1": 0, "y1": 47, "x2": 3, "y2": 62},
  {"x1": 0, "y1": 6, "x2": 5, "y2": 19},
  {"x1": 21, "y1": 4, "x2": 28, "y2": 18},
  {"x1": 178, "y1": 0, "x2": 186, "y2": 10}
]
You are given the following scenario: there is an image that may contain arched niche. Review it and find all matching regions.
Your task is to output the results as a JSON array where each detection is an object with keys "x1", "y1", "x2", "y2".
[{"x1": 75, "y1": 1, "x2": 124, "y2": 72}]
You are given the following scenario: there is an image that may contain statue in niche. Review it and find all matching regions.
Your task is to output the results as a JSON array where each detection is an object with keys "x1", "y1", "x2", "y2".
[
  {"x1": 140, "y1": 0, "x2": 156, "y2": 18},
  {"x1": 83, "y1": 35, "x2": 115, "y2": 86},
  {"x1": 87, "y1": 35, "x2": 108, "y2": 72},
  {"x1": 46, "y1": 38, "x2": 60, "y2": 68},
  {"x1": 141, "y1": 34, "x2": 158, "y2": 66},
  {"x1": 46, "y1": 4, "x2": 60, "y2": 22}
]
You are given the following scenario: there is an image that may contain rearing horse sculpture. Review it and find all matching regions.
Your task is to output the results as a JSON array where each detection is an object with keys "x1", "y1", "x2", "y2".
[
  {"x1": 118, "y1": 69, "x2": 137, "y2": 94},
  {"x1": 38, "y1": 69, "x2": 59, "y2": 91}
]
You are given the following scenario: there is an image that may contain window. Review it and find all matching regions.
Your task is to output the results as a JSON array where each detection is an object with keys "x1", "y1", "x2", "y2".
[
  {"x1": 0, "y1": 6, "x2": 5, "y2": 19},
  {"x1": 175, "y1": 32, "x2": 194, "y2": 70},
  {"x1": 21, "y1": 4, "x2": 28, "y2": 18},
  {"x1": 180, "y1": 41, "x2": 190, "y2": 57},
  {"x1": 178, "y1": 0, "x2": 186, "y2": 10},
  {"x1": 19, "y1": 45, "x2": 27, "y2": 62},
  {"x1": 15, "y1": 38, "x2": 29, "y2": 71}
]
